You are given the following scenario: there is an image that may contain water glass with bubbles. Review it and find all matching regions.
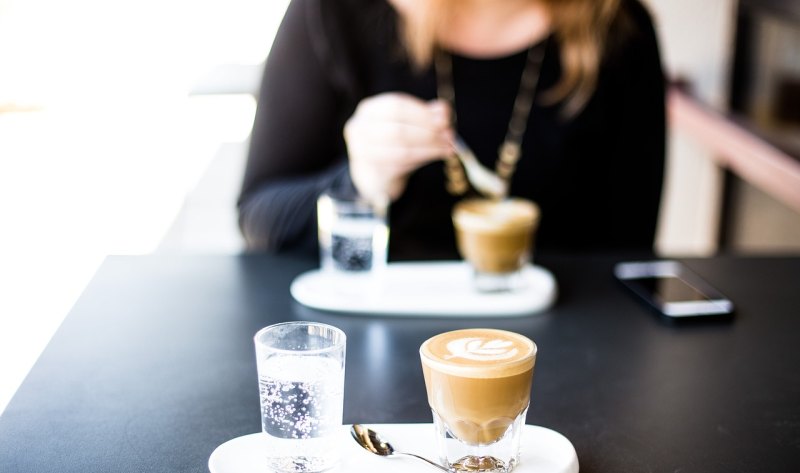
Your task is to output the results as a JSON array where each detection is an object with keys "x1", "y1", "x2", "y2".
[
  {"x1": 317, "y1": 190, "x2": 388, "y2": 276},
  {"x1": 254, "y1": 322, "x2": 346, "y2": 472}
]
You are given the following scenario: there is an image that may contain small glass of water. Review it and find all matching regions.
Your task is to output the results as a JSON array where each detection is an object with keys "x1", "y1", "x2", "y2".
[
  {"x1": 317, "y1": 191, "x2": 388, "y2": 275},
  {"x1": 254, "y1": 322, "x2": 346, "y2": 472}
]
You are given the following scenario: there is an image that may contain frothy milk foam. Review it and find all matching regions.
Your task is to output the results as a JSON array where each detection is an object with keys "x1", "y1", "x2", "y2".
[
  {"x1": 452, "y1": 199, "x2": 539, "y2": 274},
  {"x1": 420, "y1": 329, "x2": 536, "y2": 444}
]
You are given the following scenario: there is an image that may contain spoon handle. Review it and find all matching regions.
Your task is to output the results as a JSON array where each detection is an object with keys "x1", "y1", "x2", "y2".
[{"x1": 397, "y1": 451, "x2": 450, "y2": 472}]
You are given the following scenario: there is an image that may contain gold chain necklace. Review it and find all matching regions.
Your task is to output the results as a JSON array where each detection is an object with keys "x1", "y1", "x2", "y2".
[{"x1": 435, "y1": 42, "x2": 547, "y2": 195}]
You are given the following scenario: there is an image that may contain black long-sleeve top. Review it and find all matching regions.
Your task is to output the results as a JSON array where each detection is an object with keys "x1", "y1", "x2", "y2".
[{"x1": 238, "y1": 0, "x2": 666, "y2": 260}]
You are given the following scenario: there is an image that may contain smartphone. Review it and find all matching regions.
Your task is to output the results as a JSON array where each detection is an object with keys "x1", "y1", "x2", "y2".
[{"x1": 614, "y1": 260, "x2": 734, "y2": 318}]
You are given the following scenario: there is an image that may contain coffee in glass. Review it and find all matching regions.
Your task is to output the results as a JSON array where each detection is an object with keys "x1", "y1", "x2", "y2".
[
  {"x1": 420, "y1": 328, "x2": 537, "y2": 472},
  {"x1": 452, "y1": 198, "x2": 540, "y2": 292}
]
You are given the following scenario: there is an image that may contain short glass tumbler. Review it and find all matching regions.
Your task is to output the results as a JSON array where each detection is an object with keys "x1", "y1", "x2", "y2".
[
  {"x1": 254, "y1": 322, "x2": 346, "y2": 472},
  {"x1": 420, "y1": 328, "x2": 537, "y2": 473},
  {"x1": 452, "y1": 198, "x2": 540, "y2": 292},
  {"x1": 317, "y1": 191, "x2": 388, "y2": 275}
]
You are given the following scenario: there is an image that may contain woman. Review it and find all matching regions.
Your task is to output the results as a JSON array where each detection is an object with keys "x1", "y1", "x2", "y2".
[{"x1": 238, "y1": 0, "x2": 665, "y2": 259}]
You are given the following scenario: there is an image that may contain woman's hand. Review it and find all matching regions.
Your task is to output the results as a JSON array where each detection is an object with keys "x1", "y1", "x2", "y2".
[{"x1": 344, "y1": 93, "x2": 452, "y2": 205}]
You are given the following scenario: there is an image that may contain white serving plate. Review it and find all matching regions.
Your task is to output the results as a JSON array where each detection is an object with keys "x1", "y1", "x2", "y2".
[
  {"x1": 290, "y1": 261, "x2": 557, "y2": 317},
  {"x1": 209, "y1": 423, "x2": 578, "y2": 473}
]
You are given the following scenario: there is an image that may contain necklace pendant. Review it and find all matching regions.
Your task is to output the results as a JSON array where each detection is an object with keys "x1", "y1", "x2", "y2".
[
  {"x1": 444, "y1": 155, "x2": 468, "y2": 195},
  {"x1": 498, "y1": 142, "x2": 521, "y2": 165},
  {"x1": 436, "y1": 42, "x2": 546, "y2": 196},
  {"x1": 497, "y1": 142, "x2": 521, "y2": 180},
  {"x1": 446, "y1": 180, "x2": 468, "y2": 195}
]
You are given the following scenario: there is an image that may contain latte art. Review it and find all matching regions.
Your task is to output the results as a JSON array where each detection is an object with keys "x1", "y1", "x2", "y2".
[
  {"x1": 421, "y1": 328, "x2": 535, "y2": 376},
  {"x1": 452, "y1": 198, "x2": 539, "y2": 277},
  {"x1": 445, "y1": 338, "x2": 519, "y2": 361}
]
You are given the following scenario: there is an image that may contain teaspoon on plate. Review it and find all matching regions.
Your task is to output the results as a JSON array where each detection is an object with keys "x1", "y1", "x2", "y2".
[{"x1": 350, "y1": 424, "x2": 448, "y2": 472}]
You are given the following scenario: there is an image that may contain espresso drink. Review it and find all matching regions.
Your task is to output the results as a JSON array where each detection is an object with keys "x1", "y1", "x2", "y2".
[
  {"x1": 452, "y1": 199, "x2": 539, "y2": 274},
  {"x1": 420, "y1": 329, "x2": 536, "y2": 445}
]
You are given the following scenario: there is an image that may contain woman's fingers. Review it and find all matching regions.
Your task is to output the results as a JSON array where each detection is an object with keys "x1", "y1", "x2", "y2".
[
  {"x1": 344, "y1": 92, "x2": 454, "y2": 203},
  {"x1": 347, "y1": 122, "x2": 452, "y2": 161},
  {"x1": 354, "y1": 93, "x2": 450, "y2": 130},
  {"x1": 349, "y1": 141, "x2": 452, "y2": 170}
]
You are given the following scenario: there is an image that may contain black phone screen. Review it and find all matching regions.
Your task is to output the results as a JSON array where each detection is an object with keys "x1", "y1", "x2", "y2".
[
  {"x1": 631, "y1": 276, "x2": 713, "y2": 303},
  {"x1": 615, "y1": 261, "x2": 734, "y2": 317}
]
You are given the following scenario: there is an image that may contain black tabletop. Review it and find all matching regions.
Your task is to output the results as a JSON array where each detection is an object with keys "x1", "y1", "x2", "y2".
[{"x1": 1, "y1": 253, "x2": 799, "y2": 472}]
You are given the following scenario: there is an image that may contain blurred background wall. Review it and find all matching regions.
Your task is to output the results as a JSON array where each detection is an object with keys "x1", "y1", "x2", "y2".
[
  {"x1": 649, "y1": 0, "x2": 737, "y2": 256},
  {"x1": 647, "y1": 0, "x2": 800, "y2": 255},
  {"x1": 1, "y1": 0, "x2": 798, "y2": 414}
]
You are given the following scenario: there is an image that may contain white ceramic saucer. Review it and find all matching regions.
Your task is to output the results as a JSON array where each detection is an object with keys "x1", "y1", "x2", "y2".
[
  {"x1": 209, "y1": 423, "x2": 578, "y2": 473},
  {"x1": 290, "y1": 262, "x2": 557, "y2": 317}
]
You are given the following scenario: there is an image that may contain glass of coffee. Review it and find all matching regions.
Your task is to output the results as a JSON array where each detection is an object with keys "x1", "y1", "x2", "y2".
[
  {"x1": 420, "y1": 329, "x2": 537, "y2": 473},
  {"x1": 452, "y1": 198, "x2": 540, "y2": 292}
]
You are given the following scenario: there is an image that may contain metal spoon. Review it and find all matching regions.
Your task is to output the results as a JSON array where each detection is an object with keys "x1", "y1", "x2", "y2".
[
  {"x1": 350, "y1": 424, "x2": 448, "y2": 472},
  {"x1": 452, "y1": 135, "x2": 508, "y2": 199}
]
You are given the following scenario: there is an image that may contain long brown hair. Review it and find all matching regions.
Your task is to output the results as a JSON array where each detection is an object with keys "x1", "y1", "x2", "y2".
[{"x1": 396, "y1": 0, "x2": 622, "y2": 116}]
